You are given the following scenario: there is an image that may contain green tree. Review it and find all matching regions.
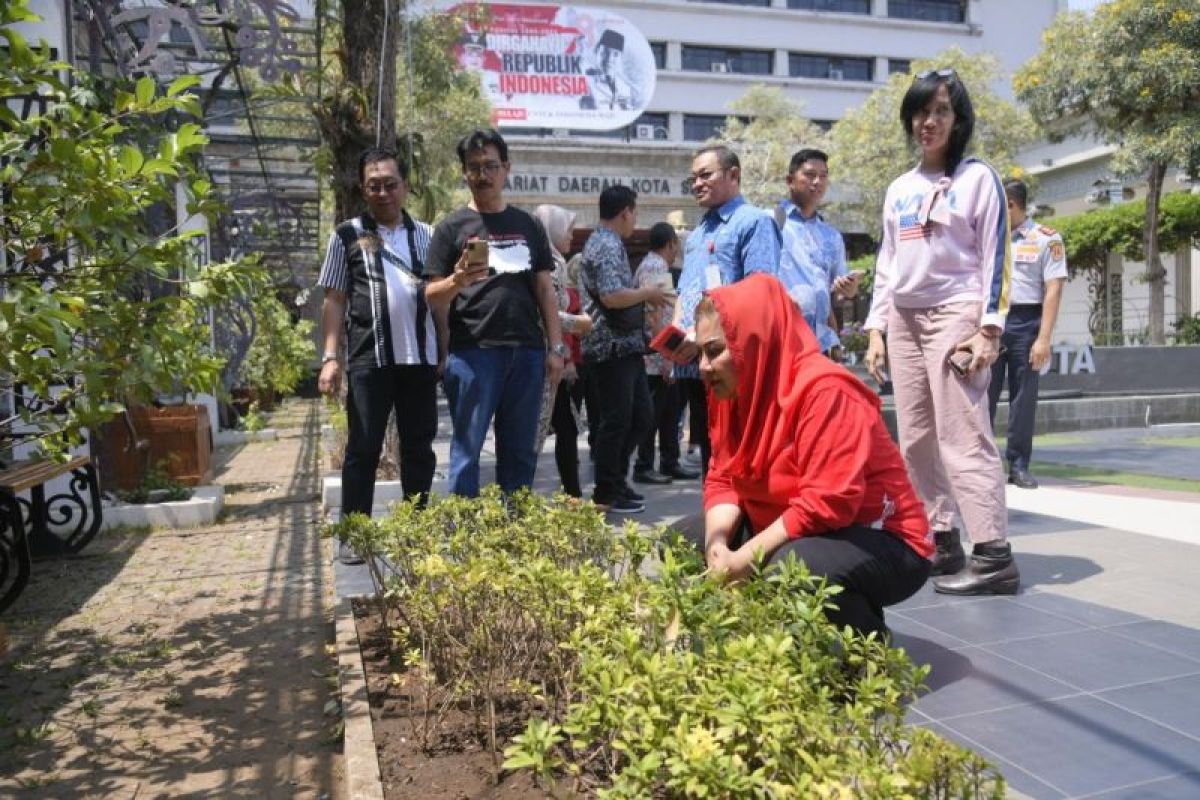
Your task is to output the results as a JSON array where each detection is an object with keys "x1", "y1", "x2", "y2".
[
  {"x1": 1014, "y1": 0, "x2": 1200, "y2": 344},
  {"x1": 828, "y1": 47, "x2": 1034, "y2": 239},
  {"x1": 267, "y1": 1, "x2": 489, "y2": 224},
  {"x1": 1, "y1": 1, "x2": 267, "y2": 456},
  {"x1": 238, "y1": 293, "x2": 316, "y2": 400},
  {"x1": 716, "y1": 86, "x2": 828, "y2": 208}
]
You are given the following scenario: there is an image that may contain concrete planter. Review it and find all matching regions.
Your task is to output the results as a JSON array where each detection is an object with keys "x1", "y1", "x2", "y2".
[
  {"x1": 101, "y1": 485, "x2": 224, "y2": 531},
  {"x1": 213, "y1": 428, "x2": 279, "y2": 447}
]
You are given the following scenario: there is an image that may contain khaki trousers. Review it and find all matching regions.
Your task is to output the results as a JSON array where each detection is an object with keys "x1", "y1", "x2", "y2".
[{"x1": 888, "y1": 303, "x2": 1008, "y2": 544}]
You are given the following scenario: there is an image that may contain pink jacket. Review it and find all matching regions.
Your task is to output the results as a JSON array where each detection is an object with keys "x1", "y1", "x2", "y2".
[{"x1": 866, "y1": 159, "x2": 1011, "y2": 332}]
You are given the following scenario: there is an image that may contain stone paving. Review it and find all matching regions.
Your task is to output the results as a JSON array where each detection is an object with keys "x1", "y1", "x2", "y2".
[{"x1": 0, "y1": 399, "x2": 343, "y2": 799}]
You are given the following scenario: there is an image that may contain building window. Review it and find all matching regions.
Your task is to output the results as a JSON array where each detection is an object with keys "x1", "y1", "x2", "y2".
[
  {"x1": 683, "y1": 114, "x2": 728, "y2": 142},
  {"x1": 789, "y1": 52, "x2": 873, "y2": 81},
  {"x1": 688, "y1": 0, "x2": 771, "y2": 7},
  {"x1": 888, "y1": 0, "x2": 965, "y2": 23},
  {"x1": 649, "y1": 42, "x2": 667, "y2": 70},
  {"x1": 681, "y1": 45, "x2": 772, "y2": 75},
  {"x1": 888, "y1": 58, "x2": 912, "y2": 76},
  {"x1": 629, "y1": 112, "x2": 671, "y2": 140},
  {"x1": 786, "y1": 0, "x2": 870, "y2": 13}
]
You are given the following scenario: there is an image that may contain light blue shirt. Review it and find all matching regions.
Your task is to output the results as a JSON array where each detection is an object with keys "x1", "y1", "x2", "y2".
[
  {"x1": 675, "y1": 195, "x2": 781, "y2": 379},
  {"x1": 778, "y1": 200, "x2": 848, "y2": 353}
]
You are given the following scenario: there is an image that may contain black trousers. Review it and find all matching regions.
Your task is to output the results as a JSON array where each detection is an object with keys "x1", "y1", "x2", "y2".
[
  {"x1": 679, "y1": 378, "x2": 710, "y2": 477},
  {"x1": 342, "y1": 365, "x2": 439, "y2": 516},
  {"x1": 988, "y1": 304, "x2": 1042, "y2": 470},
  {"x1": 679, "y1": 513, "x2": 929, "y2": 637},
  {"x1": 635, "y1": 374, "x2": 682, "y2": 473},
  {"x1": 551, "y1": 378, "x2": 583, "y2": 497},
  {"x1": 587, "y1": 353, "x2": 652, "y2": 504}
]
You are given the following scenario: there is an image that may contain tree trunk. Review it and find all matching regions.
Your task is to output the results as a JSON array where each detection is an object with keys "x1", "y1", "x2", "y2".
[
  {"x1": 317, "y1": 0, "x2": 401, "y2": 222},
  {"x1": 1145, "y1": 160, "x2": 1168, "y2": 345}
]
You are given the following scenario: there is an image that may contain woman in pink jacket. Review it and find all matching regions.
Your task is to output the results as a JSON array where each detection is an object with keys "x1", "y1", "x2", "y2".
[{"x1": 863, "y1": 69, "x2": 1020, "y2": 595}]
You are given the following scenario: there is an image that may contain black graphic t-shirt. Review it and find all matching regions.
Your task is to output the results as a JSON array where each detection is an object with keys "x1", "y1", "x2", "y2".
[{"x1": 425, "y1": 205, "x2": 554, "y2": 350}]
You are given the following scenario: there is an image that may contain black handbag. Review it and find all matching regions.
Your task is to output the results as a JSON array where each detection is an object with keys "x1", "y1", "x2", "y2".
[{"x1": 583, "y1": 259, "x2": 644, "y2": 335}]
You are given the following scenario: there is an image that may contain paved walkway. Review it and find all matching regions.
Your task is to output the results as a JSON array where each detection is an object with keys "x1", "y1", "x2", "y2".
[{"x1": 0, "y1": 400, "x2": 342, "y2": 799}]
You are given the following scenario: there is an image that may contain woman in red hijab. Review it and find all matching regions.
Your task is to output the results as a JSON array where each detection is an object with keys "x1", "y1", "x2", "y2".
[{"x1": 687, "y1": 273, "x2": 932, "y2": 637}]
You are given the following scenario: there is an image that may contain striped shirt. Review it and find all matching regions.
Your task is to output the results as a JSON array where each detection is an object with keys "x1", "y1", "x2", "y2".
[
  {"x1": 866, "y1": 159, "x2": 1011, "y2": 333},
  {"x1": 317, "y1": 212, "x2": 437, "y2": 369}
]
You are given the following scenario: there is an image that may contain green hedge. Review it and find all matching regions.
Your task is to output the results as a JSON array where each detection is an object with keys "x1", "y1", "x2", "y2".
[{"x1": 327, "y1": 491, "x2": 1003, "y2": 797}]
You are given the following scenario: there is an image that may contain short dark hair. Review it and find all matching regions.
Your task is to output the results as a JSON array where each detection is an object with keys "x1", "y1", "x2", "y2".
[
  {"x1": 648, "y1": 221, "x2": 678, "y2": 251},
  {"x1": 788, "y1": 148, "x2": 828, "y2": 175},
  {"x1": 900, "y1": 71, "x2": 976, "y2": 177},
  {"x1": 358, "y1": 146, "x2": 406, "y2": 185},
  {"x1": 1004, "y1": 179, "x2": 1029, "y2": 210},
  {"x1": 456, "y1": 128, "x2": 509, "y2": 167},
  {"x1": 693, "y1": 144, "x2": 740, "y2": 172},
  {"x1": 598, "y1": 185, "x2": 638, "y2": 220}
]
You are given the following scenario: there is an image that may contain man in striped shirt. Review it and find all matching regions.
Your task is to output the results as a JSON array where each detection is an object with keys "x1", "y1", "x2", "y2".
[{"x1": 317, "y1": 147, "x2": 438, "y2": 564}]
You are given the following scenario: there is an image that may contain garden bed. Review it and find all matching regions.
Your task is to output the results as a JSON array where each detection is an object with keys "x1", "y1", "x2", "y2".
[
  {"x1": 330, "y1": 491, "x2": 1005, "y2": 799},
  {"x1": 353, "y1": 601, "x2": 550, "y2": 799}
]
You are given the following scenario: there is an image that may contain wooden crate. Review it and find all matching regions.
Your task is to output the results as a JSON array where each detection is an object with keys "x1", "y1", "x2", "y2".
[{"x1": 133, "y1": 405, "x2": 213, "y2": 487}]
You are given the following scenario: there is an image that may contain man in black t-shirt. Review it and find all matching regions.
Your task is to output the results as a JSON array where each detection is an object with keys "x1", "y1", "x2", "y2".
[
  {"x1": 317, "y1": 147, "x2": 438, "y2": 564},
  {"x1": 425, "y1": 129, "x2": 566, "y2": 496}
]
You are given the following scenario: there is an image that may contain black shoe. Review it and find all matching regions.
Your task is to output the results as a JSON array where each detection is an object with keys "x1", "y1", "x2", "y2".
[
  {"x1": 632, "y1": 469, "x2": 673, "y2": 485},
  {"x1": 338, "y1": 540, "x2": 365, "y2": 566},
  {"x1": 663, "y1": 464, "x2": 701, "y2": 480},
  {"x1": 933, "y1": 542, "x2": 1020, "y2": 595},
  {"x1": 930, "y1": 528, "x2": 966, "y2": 576},
  {"x1": 1008, "y1": 466, "x2": 1039, "y2": 489},
  {"x1": 621, "y1": 484, "x2": 645, "y2": 502},
  {"x1": 605, "y1": 495, "x2": 645, "y2": 514}
]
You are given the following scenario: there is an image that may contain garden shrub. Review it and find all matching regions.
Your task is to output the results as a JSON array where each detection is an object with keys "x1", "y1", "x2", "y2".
[{"x1": 327, "y1": 491, "x2": 1003, "y2": 797}]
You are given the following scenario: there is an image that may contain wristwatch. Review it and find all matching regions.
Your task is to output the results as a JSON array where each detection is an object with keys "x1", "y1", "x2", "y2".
[
  {"x1": 321, "y1": 352, "x2": 339, "y2": 365},
  {"x1": 550, "y1": 343, "x2": 569, "y2": 359}
]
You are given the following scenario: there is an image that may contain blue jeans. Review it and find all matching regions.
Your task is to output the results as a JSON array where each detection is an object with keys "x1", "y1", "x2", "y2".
[{"x1": 443, "y1": 347, "x2": 546, "y2": 496}]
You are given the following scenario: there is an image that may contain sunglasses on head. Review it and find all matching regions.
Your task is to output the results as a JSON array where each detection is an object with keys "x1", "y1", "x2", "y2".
[{"x1": 915, "y1": 67, "x2": 958, "y2": 82}]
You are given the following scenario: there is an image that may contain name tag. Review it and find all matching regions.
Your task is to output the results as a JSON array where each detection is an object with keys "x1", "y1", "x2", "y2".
[
  {"x1": 705, "y1": 262, "x2": 722, "y2": 290},
  {"x1": 1014, "y1": 244, "x2": 1039, "y2": 264}
]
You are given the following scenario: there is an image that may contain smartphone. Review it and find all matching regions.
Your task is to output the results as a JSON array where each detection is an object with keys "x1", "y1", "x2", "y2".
[
  {"x1": 650, "y1": 324, "x2": 691, "y2": 364},
  {"x1": 848, "y1": 269, "x2": 866, "y2": 280},
  {"x1": 466, "y1": 238, "x2": 490, "y2": 269},
  {"x1": 948, "y1": 349, "x2": 974, "y2": 377}
]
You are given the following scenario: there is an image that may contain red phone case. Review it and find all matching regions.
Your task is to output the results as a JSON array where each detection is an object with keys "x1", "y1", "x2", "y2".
[{"x1": 649, "y1": 324, "x2": 692, "y2": 364}]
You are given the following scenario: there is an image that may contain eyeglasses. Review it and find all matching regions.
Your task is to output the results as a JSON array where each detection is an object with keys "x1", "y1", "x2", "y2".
[
  {"x1": 915, "y1": 68, "x2": 958, "y2": 82},
  {"x1": 365, "y1": 180, "x2": 402, "y2": 194},
  {"x1": 464, "y1": 161, "x2": 505, "y2": 177},
  {"x1": 686, "y1": 169, "x2": 724, "y2": 185}
]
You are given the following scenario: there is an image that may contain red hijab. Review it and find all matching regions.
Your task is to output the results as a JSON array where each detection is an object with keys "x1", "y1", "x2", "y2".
[{"x1": 706, "y1": 273, "x2": 881, "y2": 480}]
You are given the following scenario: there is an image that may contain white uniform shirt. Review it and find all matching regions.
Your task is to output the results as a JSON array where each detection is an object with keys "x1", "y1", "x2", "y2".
[{"x1": 1009, "y1": 217, "x2": 1068, "y2": 305}]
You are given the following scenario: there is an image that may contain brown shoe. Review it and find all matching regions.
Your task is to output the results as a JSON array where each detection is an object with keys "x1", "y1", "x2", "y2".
[
  {"x1": 934, "y1": 542, "x2": 1020, "y2": 595},
  {"x1": 930, "y1": 528, "x2": 966, "y2": 576}
]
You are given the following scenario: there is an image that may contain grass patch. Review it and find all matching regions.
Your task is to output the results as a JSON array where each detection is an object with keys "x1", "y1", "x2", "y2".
[
  {"x1": 1034, "y1": 462, "x2": 1200, "y2": 494},
  {"x1": 1140, "y1": 435, "x2": 1200, "y2": 448}
]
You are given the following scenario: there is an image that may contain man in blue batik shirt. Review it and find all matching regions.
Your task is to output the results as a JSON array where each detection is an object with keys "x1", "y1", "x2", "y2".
[
  {"x1": 777, "y1": 149, "x2": 859, "y2": 355},
  {"x1": 671, "y1": 144, "x2": 782, "y2": 476}
]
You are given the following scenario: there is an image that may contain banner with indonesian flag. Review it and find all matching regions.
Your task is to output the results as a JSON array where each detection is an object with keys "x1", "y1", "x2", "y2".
[{"x1": 450, "y1": 3, "x2": 657, "y2": 131}]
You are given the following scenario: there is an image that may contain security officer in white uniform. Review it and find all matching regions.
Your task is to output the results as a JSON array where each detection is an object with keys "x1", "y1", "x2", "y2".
[{"x1": 988, "y1": 179, "x2": 1068, "y2": 489}]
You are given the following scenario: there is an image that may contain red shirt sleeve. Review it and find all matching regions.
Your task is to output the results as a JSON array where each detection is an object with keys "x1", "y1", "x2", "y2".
[
  {"x1": 779, "y1": 386, "x2": 874, "y2": 538},
  {"x1": 702, "y1": 410, "x2": 740, "y2": 511}
]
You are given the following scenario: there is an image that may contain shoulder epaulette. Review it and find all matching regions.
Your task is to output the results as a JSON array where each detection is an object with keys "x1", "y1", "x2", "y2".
[{"x1": 1038, "y1": 225, "x2": 1058, "y2": 236}]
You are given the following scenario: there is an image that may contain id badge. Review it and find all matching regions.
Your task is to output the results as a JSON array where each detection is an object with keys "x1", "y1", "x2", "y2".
[{"x1": 705, "y1": 262, "x2": 722, "y2": 290}]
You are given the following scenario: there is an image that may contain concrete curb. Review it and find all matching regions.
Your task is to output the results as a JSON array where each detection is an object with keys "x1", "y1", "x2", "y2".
[
  {"x1": 100, "y1": 485, "x2": 225, "y2": 531},
  {"x1": 336, "y1": 595, "x2": 385, "y2": 800}
]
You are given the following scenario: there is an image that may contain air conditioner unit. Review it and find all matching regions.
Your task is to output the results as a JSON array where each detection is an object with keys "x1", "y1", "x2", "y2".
[
  {"x1": 711, "y1": 62, "x2": 729, "y2": 73},
  {"x1": 635, "y1": 124, "x2": 655, "y2": 140},
  {"x1": 828, "y1": 68, "x2": 844, "y2": 80}
]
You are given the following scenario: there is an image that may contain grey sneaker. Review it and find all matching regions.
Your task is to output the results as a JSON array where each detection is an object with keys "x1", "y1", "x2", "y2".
[{"x1": 338, "y1": 540, "x2": 365, "y2": 566}]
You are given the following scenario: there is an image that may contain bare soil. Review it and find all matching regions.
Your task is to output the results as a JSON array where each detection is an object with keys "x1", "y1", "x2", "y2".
[{"x1": 354, "y1": 603, "x2": 554, "y2": 799}]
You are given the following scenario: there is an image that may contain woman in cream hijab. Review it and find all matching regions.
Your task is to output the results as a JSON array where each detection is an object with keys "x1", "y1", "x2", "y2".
[{"x1": 533, "y1": 204, "x2": 592, "y2": 496}]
